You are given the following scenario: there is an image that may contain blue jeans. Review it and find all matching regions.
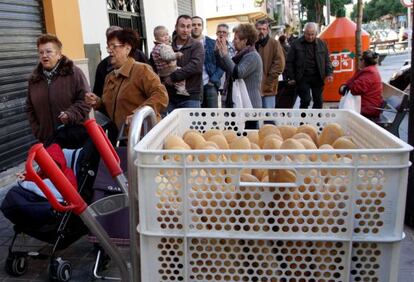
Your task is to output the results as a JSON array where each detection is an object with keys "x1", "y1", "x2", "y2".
[
  {"x1": 201, "y1": 84, "x2": 219, "y2": 108},
  {"x1": 167, "y1": 99, "x2": 201, "y2": 115},
  {"x1": 262, "y1": 95, "x2": 276, "y2": 108}
]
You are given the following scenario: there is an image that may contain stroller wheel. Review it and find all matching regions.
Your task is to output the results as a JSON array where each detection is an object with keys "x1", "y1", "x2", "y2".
[
  {"x1": 49, "y1": 257, "x2": 72, "y2": 282},
  {"x1": 5, "y1": 252, "x2": 28, "y2": 276}
]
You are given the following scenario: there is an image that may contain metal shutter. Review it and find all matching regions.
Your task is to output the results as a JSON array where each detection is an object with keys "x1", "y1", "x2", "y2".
[
  {"x1": 177, "y1": 0, "x2": 193, "y2": 16},
  {"x1": 0, "y1": 0, "x2": 44, "y2": 171}
]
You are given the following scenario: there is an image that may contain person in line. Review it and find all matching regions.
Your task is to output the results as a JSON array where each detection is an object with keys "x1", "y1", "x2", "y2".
[
  {"x1": 150, "y1": 25, "x2": 189, "y2": 96},
  {"x1": 93, "y1": 26, "x2": 149, "y2": 97},
  {"x1": 215, "y1": 23, "x2": 236, "y2": 106},
  {"x1": 85, "y1": 29, "x2": 168, "y2": 129},
  {"x1": 339, "y1": 50, "x2": 383, "y2": 119},
  {"x1": 191, "y1": 16, "x2": 224, "y2": 108},
  {"x1": 163, "y1": 15, "x2": 204, "y2": 112},
  {"x1": 215, "y1": 23, "x2": 263, "y2": 109},
  {"x1": 286, "y1": 22, "x2": 333, "y2": 109},
  {"x1": 255, "y1": 20, "x2": 285, "y2": 108},
  {"x1": 26, "y1": 34, "x2": 90, "y2": 144}
]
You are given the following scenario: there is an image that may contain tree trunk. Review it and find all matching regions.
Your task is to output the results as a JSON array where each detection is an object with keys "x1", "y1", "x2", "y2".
[{"x1": 355, "y1": 0, "x2": 363, "y2": 67}]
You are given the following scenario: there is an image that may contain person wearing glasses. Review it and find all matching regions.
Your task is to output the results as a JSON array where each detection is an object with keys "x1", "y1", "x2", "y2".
[
  {"x1": 93, "y1": 26, "x2": 149, "y2": 98},
  {"x1": 215, "y1": 23, "x2": 235, "y2": 105},
  {"x1": 286, "y1": 22, "x2": 333, "y2": 109},
  {"x1": 26, "y1": 34, "x2": 91, "y2": 144},
  {"x1": 191, "y1": 16, "x2": 224, "y2": 108},
  {"x1": 85, "y1": 28, "x2": 168, "y2": 129}
]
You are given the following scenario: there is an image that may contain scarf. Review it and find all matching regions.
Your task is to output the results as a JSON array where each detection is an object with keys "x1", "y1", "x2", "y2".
[
  {"x1": 255, "y1": 35, "x2": 269, "y2": 50},
  {"x1": 232, "y1": 45, "x2": 255, "y2": 65},
  {"x1": 42, "y1": 60, "x2": 61, "y2": 85}
]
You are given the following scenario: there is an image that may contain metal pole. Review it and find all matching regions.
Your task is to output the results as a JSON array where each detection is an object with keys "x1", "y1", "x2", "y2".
[
  {"x1": 408, "y1": 7, "x2": 412, "y2": 50},
  {"x1": 326, "y1": 0, "x2": 331, "y2": 25},
  {"x1": 405, "y1": 8, "x2": 414, "y2": 227}
]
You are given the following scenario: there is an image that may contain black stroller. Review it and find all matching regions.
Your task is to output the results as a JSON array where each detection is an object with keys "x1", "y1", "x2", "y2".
[{"x1": 0, "y1": 115, "x2": 113, "y2": 281}]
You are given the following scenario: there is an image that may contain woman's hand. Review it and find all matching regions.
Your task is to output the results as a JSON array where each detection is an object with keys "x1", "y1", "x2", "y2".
[
  {"x1": 125, "y1": 114, "x2": 134, "y2": 125},
  {"x1": 58, "y1": 111, "x2": 69, "y2": 124},
  {"x1": 85, "y1": 92, "x2": 100, "y2": 108}
]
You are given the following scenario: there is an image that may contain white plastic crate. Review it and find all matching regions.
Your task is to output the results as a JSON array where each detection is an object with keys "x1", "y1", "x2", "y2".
[
  {"x1": 140, "y1": 234, "x2": 402, "y2": 282},
  {"x1": 135, "y1": 109, "x2": 412, "y2": 241}
]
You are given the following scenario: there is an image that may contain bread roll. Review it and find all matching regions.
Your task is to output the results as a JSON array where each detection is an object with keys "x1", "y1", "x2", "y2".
[
  {"x1": 183, "y1": 131, "x2": 206, "y2": 149},
  {"x1": 318, "y1": 123, "x2": 344, "y2": 146},
  {"x1": 241, "y1": 173, "x2": 260, "y2": 182},
  {"x1": 258, "y1": 124, "x2": 281, "y2": 141},
  {"x1": 296, "y1": 124, "x2": 318, "y2": 144},
  {"x1": 276, "y1": 125, "x2": 297, "y2": 140},
  {"x1": 280, "y1": 138, "x2": 306, "y2": 162},
  {"x1": 165, "y1": 135, "x2": 190, "y2": 150},
  {"x1": 247, "y1": 131, "x2": 259, "y2": 146},
  {"x1": 230, "y1": 137, "x2": 251, "y2": 150},
  {"x1": 297, "y1": 138, "x2": 318, "y2": 162},
  {"x1": 207, "y1": 134, "x2": 229, "y2": 150},
  {"x1": 268, "y1": 169, "x2": 296, "y2": 183},
  {"x1": 203, "y1": 129, "x2": 223, "y2": 140},
  {"x1": 260, "y1": 134, "x2": 283, "y2": 148},
  {"x1": 332, "y1": 136, "x2": 357, "y2": 149},
  {"x1": 292, "y1": 132, "x2": 314, "y2": 143},
  {"x1": 222, "y1": 130, "x2": 238, "y2": 144}
]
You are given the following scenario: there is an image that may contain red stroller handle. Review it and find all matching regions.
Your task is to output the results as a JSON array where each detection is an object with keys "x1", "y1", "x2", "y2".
[
  {"x1": 25, "y1": 144, "x2": 87, "y2": 215},
  {"x1": 84, "y1": 119, "x2": 122, "y2": 178}
]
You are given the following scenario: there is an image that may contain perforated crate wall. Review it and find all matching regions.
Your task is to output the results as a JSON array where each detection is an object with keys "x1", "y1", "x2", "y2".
[
  {"x1": 140, "y1": 236, "x2": 401, "y2": 282},
  {"x1": 136, "y1": 109, "x2": 411, "y2": 242}
]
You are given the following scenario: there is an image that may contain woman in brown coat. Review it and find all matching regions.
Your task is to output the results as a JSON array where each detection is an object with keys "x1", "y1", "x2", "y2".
[
  {"x1": 27, "y1": 34, "x2": 91, "y2": 144},
  {"x1": 85, "y1": 29, "x2": 169, "y2": 129}
]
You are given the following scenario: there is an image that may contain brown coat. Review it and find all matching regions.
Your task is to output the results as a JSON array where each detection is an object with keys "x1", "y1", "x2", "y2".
[
  {"x1": 26, "y1": 56, "x2": 91, "y2": 143},
  {"x1": 101, "y1": 57, "x2": 169, "y2": 128},
  {"x1": 257, "y1": 36, "x2": 286, "y2": 96}
]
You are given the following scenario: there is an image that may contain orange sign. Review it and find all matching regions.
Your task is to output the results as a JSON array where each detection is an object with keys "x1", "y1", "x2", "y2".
[{"x1": 330, "y1": 50, "x2": 355, "y2": 73}]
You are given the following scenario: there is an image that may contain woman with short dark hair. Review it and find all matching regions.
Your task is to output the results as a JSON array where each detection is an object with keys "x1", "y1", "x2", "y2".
[
  {"x1": 215, "y1": 23, "x2": 263, "y2": 109},
  {"x1": 27, "y1": 34, "x2": 91, "y2": 144},
  {"x1": 339, "y1": 50, "x2": 383, "y2": 118},
  {"x1": 86, "y1": 28, "x2": 168, "y2": 128}
]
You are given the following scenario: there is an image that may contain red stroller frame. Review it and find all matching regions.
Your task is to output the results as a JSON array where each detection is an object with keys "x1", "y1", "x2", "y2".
[{"x1": 25, "y1": 106, "x2": 157, "y2": 281}]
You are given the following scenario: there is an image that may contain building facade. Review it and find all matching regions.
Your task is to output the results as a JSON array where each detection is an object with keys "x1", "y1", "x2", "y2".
[{"x1": 0, "y1": 0, "x2": 196, "y2": 172}]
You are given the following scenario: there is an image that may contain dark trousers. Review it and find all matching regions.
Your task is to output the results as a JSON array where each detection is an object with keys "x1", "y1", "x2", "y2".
[
  {"x1": 201, "y1": 84, "x2": 218, "y2": 108},
  {"x1": 296, "y1": 75, "x2": 324, "y2": 109}
]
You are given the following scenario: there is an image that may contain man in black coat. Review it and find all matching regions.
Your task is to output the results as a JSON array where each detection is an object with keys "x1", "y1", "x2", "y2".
[{"x1": 286, "y1": 22, "x2": 333, "y2": 109}]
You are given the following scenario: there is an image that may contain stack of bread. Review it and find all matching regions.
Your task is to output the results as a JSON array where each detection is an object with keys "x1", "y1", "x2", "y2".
[{"x1": 163, "y1": 123, "x2": 358, "y2": 183}]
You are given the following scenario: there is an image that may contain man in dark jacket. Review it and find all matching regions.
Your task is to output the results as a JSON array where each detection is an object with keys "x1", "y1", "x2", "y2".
[
  {"x1": 286, "y1": 22, "x2": 333, "y2": 109},
  {"x1": 191, "y1": 16, "x2": 224, "y2": 108},
  {"x1": 164, "y1": 15, "x2": 204, "y2": 113}
]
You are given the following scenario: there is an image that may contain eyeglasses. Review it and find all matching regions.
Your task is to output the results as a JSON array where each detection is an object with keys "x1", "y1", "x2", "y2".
[
  {"x1": 106, "y1": 43, "x2": 124, "y2": 51},
  {"x1": 38, "y1": 49, "x2": 56, "y2": 57},
  {"x1": 216, "y1": 31, "x2": 228, "y2": 34}
]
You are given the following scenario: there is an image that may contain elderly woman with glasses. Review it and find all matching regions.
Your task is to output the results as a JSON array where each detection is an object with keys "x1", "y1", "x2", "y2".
[
  {"x1": 27, "y1": 34, "x2": 91, "y2": 145},
  {"x1": 339, "y1": 50, "x2": 383, "y2": 119},
  {"x1": 85, "y1": 28, "x2": 168, "y2": 129}
]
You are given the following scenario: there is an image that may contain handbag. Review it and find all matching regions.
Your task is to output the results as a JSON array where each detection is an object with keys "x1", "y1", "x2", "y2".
[
  {"x1": 339, "y1": 91, "x2": 361, "y2": 113},
  {"x1": 232, "y1": 79, "x2": 253, "y2": 108}
]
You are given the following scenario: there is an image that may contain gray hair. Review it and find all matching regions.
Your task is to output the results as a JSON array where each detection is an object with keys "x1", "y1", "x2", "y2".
[
  {"x1": 217, "y1": 23, "x2": 229, "y2": 30},
  {"x1": 106, "y1": 26, "x2": 122, "y2": 38},
  {"x1": 303, "y1": 22, "x2": 318, "y2": 33}
]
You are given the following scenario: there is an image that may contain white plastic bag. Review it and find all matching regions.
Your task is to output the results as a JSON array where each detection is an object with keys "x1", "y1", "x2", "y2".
[
  {"x1": 339, "y1": 91, "x2": 361, "y2": 113},
  {"x1": 232, "y1": 79, "x2": 252, "y2": 108}
]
